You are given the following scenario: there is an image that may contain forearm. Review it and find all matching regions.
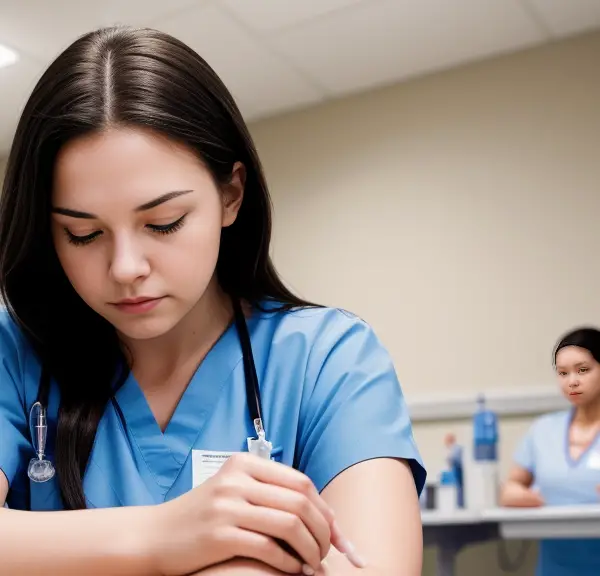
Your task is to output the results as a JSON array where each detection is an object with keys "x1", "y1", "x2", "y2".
[
  {"x1": 500, "y1": 480, "x2": 540, "y2": 507},
  {"x1": 500, "y1": 480, "x2": 520, "y2": 504},
  {"x1": 194, "y1": 554, "x2": 400, "y2": 575},
  {"x1": 317, "y1": 550, "x2": 398, "y2": 576},
  {"x1": 192, "y1": 558, "x2": 284, "y2": 575},
  {"x1": 319, "y1": 565, "x2": 389, "y2": 575},
  {"x1": 0, "y1": 505, "x2": 157, "y2": 576}
]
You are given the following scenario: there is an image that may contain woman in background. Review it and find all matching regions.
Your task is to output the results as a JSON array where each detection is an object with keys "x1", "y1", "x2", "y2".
[{"x1": 501, "y1": 327, "x2": 600, "y2": 576}]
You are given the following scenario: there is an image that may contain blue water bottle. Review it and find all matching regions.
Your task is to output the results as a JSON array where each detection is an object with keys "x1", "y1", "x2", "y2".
[
  {"x1": 447, "y1": 442, "x2": 464, "y2": 508},
  {"x1": 473, "y1": 394, "x2": 498, "y2": 462},
  {"x1": 472, "y1": 394, "x2": 500, "y2": 508}
]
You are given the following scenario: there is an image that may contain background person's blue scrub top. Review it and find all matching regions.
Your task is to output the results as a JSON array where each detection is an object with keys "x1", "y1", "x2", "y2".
[
  {"x1": 0, "y1": 303, "x2": 426, "y2": 511},
  {"x1": 515, "y1": 410, "x2": 600, "y2": 576}
]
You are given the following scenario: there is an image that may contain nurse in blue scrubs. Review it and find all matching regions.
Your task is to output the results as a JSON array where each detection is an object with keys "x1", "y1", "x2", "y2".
[
  {"x1": 0, "y1": 26, "x2": 425, "y2": 576},
  {"x1": 501, "y1": 327, "x2": 600, "y2": 576}
]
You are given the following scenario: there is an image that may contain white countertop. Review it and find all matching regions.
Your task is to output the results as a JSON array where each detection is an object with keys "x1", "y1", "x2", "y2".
[
  {"x1": 421, "y1": 508, "x2": 483, "y2": 526},
  {"x1": 484, "y1": 504, "x2": 600, "y2": 539},
  {"x1": 422, "y1": 505, "x2": 600, "y2": 539},
  {"x1": 481, "y1": 504, "x2": 600, "y2": 521}
]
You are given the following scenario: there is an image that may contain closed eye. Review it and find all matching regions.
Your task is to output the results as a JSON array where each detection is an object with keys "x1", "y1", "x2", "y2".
[
  {"x1": 63, "y1": 214, "x2": 187, "y2": 246},
  {"x1": 146, "y1": 214, "x2": 187, "y2": 235},
  {"x1": 65, "y1": 229, "x2": 102, "y2": 246}
]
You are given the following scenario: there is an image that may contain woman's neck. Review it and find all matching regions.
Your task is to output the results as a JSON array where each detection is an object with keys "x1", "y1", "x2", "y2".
[
  {"x1": 574, "y1": 398, "x2": 600, "y2": 427},
  {"x1": 121, "y1": 280, "x2": 233, "y2": 382}
]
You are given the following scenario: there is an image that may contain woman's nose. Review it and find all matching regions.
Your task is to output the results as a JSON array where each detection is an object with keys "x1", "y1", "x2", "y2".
[{"x1": 109, "y1": 236, "x2": 151, "y2": 285}]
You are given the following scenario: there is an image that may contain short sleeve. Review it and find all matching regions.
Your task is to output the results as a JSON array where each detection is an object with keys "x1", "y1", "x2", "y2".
[
  {"x1": 0, "y1": 315, "x2": 32, "y2": 494},
  {"x1": 296, "y1": 312, "x2": 426, "y2": 495},
  {"x1": 513, "y1": 423, "x2": 537, "y2": 473}
]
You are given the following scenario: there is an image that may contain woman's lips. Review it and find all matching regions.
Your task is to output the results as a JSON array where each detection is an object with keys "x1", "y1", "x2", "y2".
[{"x1": 112, "y1": 296, "x2": 165, "y2": 314}]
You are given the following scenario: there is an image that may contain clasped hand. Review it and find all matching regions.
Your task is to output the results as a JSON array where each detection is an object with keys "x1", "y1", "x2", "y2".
[{"x1": 151, "y1": 453, "x2": 365, "y2": 575}]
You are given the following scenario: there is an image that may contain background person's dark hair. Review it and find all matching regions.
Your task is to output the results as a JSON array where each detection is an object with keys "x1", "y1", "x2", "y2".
[
  {"x1": 0, "y1": 26, "x2": 313, "y2": 510},
  {"x1": 553, "y1": 327, "x2": 600, "y2": 366}
]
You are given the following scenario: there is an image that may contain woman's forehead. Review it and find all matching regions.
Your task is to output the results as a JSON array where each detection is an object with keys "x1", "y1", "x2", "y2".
[
  {"x1": 556, "y1": 346, "x2": 596, "y2": 368},
  {"x1": 52, "y1": 128, "x2": 211, "y2": 209}
]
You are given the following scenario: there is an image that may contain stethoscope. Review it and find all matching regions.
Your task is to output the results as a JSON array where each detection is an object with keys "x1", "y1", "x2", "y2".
[{"x1": 27, "y1": 298, "x2": 271, "y2": 483}]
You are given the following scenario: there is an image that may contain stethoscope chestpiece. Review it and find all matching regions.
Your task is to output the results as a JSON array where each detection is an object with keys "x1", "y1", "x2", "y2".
[{"x1": 27, "y1": 402, "x2": 55, "y2": 483}]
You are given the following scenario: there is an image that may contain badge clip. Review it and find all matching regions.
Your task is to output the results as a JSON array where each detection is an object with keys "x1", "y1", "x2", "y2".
[{"x1": 247, "y1": 418, "x2": 273, "y2": 460}]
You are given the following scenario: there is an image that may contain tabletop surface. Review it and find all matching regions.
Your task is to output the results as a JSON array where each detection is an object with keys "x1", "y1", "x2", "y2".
[{"x1": 422, "y1": 504, "x2": 600, "y2": 526}]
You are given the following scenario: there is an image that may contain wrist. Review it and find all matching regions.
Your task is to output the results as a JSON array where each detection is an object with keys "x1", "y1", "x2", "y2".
[{"x1": 117, "y1": 505, "x2": 163, "y2": 576}]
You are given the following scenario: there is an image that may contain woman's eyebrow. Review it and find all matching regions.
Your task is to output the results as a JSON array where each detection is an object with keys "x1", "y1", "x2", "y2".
[
  {"x1": 51, "y1": 189, "x2": 194, "y2": 219},
  {"x1": 135, "y1": 189, "x2": 194, "y2": 211}
]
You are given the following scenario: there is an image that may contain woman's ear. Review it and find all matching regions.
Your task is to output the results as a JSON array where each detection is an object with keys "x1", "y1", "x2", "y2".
[{"x1": 222, "y1": 162, "x2": 246, "y2": 227}]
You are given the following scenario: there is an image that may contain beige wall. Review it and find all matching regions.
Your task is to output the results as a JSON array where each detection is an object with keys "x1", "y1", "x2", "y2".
[
  {"x1": 250, "y1": 31, "x2": 600, "y2": 576},
  {"x1": 0, "y1": 156, "x2": 6, "y2": 188}
]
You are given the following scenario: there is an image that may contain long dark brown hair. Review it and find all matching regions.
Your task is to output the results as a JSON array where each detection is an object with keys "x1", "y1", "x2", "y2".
[{"x1": 0, "y1": 26, "x2": 313, "y2": 510}]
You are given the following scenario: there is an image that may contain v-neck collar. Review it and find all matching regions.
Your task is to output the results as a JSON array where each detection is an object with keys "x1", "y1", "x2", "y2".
[
  {"x1": 565, "y1": 408, "x2": 600, "y2": 468},
  {"x1": 114, "y1": 320, "x2": 244, "y2": 491}
]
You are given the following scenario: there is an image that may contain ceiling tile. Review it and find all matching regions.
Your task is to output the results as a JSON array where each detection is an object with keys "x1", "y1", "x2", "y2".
[
  {"x1": 271, "y1": 0, "x2": 546, "y2": 95},
  {"x1": 0, "y1": 0, "x2": 204, "y2": 62},
  {"x1": 220, "y1": 0, "x2": 366, "y2": 32},
  {"x1": 157, "y1": 3, "x2": 325, "y2": 120},
  {"x1": 527, "y1": 0, "x2": 600, "y2": 37}
]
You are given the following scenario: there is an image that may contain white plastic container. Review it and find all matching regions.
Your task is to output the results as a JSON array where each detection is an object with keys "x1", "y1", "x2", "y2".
[
  {"x1": 437, "y1": 470, "x2": 458, "y2": 512},
  {"x1": 467, "y1": 460, "x2": 499, "y2": 510}
]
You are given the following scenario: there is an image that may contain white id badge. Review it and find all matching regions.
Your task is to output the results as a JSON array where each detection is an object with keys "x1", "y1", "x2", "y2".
[
  {"x1": 192, "y1": 450, "x2": 236, "y2": 487},
  {"x1": 587, "y1": 450, "x2": 600, "y2": 470}
]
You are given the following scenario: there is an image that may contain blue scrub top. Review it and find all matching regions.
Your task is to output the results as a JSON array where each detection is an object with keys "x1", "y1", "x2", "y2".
[
  {"x1": 514, "y1": 410, "x2": 600, "y2": 576},
  {"x1": 0, "y1": 303, "x2": 426, "y2": 511}
]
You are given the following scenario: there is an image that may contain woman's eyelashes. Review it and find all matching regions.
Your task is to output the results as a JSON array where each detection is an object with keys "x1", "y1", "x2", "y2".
[
  {"x1": 65, "y1": 229, "x2": 101, "y2": 246},
  {"x1": 146, "y1": 214, "x2": 187, "y2": 235},
  {"x1": 64, "y1": 214, "x2": 188, "y2": 246}
]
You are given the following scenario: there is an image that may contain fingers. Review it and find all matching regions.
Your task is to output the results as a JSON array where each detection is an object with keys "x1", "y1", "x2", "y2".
[
  {"x1": 227, "y1": 454, "x2": 335, "y2": 525},
  {"x1": 229, "y1": 527, "x2": 304, "y2": 574},
  {"x1": 240, "y1": 457, "x2": 366, "y2": 566},
  {"x1": 330, "y1": 520, "x2": 368, "y2": 568},
  {"x1": 234, "y1": 502, "x2": 323, "y2": 572},
  {"x1": 244, "y1": 481, "x2": 331, "y2": 559},
  {"x1": 223, "y1": 454, "x2": 365, "y2": 569}
]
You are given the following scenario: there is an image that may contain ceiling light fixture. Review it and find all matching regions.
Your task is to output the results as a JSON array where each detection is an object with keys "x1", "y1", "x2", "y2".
[{"x1": 0, "y1": 43, "x2": 18, "y2": 69}]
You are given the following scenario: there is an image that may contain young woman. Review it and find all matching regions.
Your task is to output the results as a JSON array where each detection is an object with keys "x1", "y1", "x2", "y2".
[
  {"x1": 501, "y1": 327, "x2": 600, "y2": 576},
  {"x1": 0, "y1": 26, "x2": 425, "y2": 576}
]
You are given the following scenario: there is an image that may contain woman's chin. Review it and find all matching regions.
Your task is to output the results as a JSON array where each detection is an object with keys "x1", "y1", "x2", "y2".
[
  {"x1": 110, "y1": 310, "x2": 180, "y2": 341},
  {"x1": 567, "y1": 392, "x2": 587, "y2": 405}
]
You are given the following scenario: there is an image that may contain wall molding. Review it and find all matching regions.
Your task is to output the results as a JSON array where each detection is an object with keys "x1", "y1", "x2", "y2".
[{"x1": 408, "y1": 386, "x2": 568, "y2": 422}]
